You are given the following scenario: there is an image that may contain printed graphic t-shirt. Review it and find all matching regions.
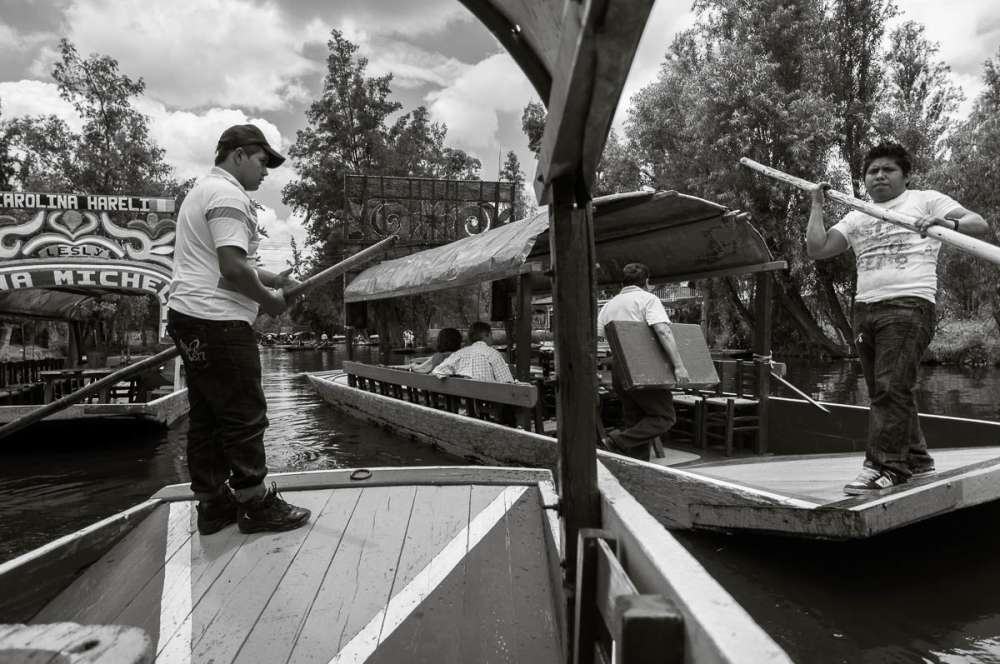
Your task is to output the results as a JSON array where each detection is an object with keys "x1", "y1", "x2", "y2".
[
  {"x1": 830, "y1": 189, "x2": 962, "y2": 304},
  {"x1": 168, "y1": 167, "x2": 261, "y2": 323}
]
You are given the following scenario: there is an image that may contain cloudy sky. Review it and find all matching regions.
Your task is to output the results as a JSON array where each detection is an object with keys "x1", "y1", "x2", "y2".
[{"x1": 1, "y1": 0, "x2": 997, "y2": 271}]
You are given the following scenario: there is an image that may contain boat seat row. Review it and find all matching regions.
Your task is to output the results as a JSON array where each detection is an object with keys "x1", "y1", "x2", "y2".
[{"x1": 342, "y1": 361, "x2": 545, "y2": 433}]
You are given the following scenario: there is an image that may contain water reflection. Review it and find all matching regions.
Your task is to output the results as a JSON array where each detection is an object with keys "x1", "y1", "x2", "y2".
[
  {"x1": 781, "y1": 359, "x2": 1000, "y2": 422},
  {"x1": 0, "y1": 345, "x2": 460, "y2": 563}
]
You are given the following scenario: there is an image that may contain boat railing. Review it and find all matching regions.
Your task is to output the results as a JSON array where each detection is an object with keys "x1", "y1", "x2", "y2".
[
  {"x1": 0, "y1": 358, "x2": 65, "y2": 403},
  {"x1": 574, "y1": 528, "x2": 684, "y2": 663},
  {"x1": 342, "y1": 361, "x2": 545, "y2": 433}
]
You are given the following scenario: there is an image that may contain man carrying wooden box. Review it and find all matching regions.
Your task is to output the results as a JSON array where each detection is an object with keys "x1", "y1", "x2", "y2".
[{"x1": 598, "y1": 263, "x2": 690, "y2": 459}]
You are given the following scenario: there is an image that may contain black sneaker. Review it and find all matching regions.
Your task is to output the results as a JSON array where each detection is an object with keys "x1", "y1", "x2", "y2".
[
  {"x1": 196, "y1": 489, "x2": 238, "y2": 535},
  {"x1": 238, "y1": 483, "x2": 311, "y2": 534},
  {"x1": 843, "y1": 467, "x2": 906, "y2": 495}
]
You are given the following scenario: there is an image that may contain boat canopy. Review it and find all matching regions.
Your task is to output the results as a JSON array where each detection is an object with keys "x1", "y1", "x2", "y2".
[
  {"x1": 0, "y1": 289, "x2": 97, "y2": 321},
  {"x1": 344, "y1": 190, "x2": 786, "y2": 303}
]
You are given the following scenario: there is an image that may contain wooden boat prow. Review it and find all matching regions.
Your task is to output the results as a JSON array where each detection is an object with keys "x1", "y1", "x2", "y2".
[{"x1": 0, "y1": 466, "x2": 791, "y2": 663}]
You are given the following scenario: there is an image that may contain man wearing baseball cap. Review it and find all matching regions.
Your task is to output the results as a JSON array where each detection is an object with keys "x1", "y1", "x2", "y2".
[{"x1": 166, "y1": 123, "x2": 311, "y2": 535}]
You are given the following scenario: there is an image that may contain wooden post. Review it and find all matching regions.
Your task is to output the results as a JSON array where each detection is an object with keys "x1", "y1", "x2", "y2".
[
  {"x1": 515, "y1": 271, "x2": 534, "y2": 430},
  {"x1": 516, "y1": 271, "x2": 534, "y2": 381},
  {"x1": 753, "y1": 272, "x2": 773, "y2": 454},
  {"x1": 549, "y1": 176, "x2": 601, "y2": 590}
]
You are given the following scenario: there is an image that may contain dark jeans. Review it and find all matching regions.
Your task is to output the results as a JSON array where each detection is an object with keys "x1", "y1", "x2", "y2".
[
  {"x1": 854, "y1": 297, "x2": 936, "y2": 478},
  {"x1": 167, "y1": 309, "x2": 269, "y2": 501},
  {"x1": 611, "y1": 366, "x2": 677, "y2": 460}
]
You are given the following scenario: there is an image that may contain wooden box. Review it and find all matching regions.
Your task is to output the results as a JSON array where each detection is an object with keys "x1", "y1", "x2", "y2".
[{"x1": 605, "y1": 321, "x2": 719, "y2": 390}]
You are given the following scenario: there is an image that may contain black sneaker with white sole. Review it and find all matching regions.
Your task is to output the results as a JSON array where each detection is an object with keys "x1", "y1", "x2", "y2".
[
  {"x1": 196, "y1": 489, "x2": 239, "y2": 535},
  {"x1": 843, "y1": 467, "x2": 906, "y2": 495},
  {"x1": 238, "y1": 483, "x2": 311, "y2": 534}
]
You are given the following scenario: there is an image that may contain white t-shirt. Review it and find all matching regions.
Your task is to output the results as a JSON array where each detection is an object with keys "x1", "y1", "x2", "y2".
[
  {"x1": 168, "y1": 167, "x2": 262, "y2": 323},
  {"x1": 597, "y1": 285, "x2": 671, "y2": 336},
  {"x1": 830, "y1": 189, "x2": 962, "y2": 304}
]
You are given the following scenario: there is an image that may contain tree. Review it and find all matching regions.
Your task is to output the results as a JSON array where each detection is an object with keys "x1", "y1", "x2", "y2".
[
  {"x1": 50, "y1": 39, "x2": 173, "y2": 195},
  {"x1": 875, "y1": 21, "x2": 963, "y2": 173},
  {"x1": 283, "y1": 29, "x2": 402, "y2": 256},
  {"x1": 499, "y1": 150, "x2": 532, "y2": 221},
  {"x1": 521, "y1": 101, "x2": 546, "y2": 155},
  {"x1": 284, "y1": 29, "x2": 490, "y2": 338},
  {"x1": 594, "y1": 130, "x2": 640, "y2": 196},
  {"x1": 626, "y1": 0, "x2": 850, "y2": 355},
  {"x1": 2, "y1": 40, "x2": 176, "y2": 196},
  {"x1": 928, "y1": 47, "x2": 1000, "y2": 325}
]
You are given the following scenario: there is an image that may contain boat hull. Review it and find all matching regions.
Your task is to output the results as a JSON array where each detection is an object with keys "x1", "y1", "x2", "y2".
[{"x1": 308, "y1": 372, "x2": 1000, "y2": 540}]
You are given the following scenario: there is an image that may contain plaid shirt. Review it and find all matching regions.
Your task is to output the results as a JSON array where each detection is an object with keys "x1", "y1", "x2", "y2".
[{"x1": 431, "y1": 341, "x2": 514, "y2": 382}]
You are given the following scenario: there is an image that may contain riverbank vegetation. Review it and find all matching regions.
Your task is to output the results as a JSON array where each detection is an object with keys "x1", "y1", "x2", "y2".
[{"x1": 574, "y1": 0, "x2": 1000, "y2": 361}]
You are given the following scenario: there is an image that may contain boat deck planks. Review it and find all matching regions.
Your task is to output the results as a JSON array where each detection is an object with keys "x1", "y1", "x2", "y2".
[
  {"x1": 29, "y1": 483, "x2": 562, "y2": 663},
  {"x1": 683, "y1": 446, "x2": 1000, "y2": 538}
]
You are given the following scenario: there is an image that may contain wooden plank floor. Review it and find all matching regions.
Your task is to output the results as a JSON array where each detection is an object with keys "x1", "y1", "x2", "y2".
[
  {"x1": 687, "y1": 447, "x2": 1000, "y2": 505},
  {"x1": 33, "y1": 484, "x2": 562, "y2": 663}
]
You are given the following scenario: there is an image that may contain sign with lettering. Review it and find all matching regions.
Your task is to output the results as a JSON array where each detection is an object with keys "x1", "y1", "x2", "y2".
[
  {"x1": 0, "y1": 191, "x2": 177, "y2": 335},
  {"x1": 0, "y1": 264, "x2": 169, "y2": 303},
  {"x1": 0, "y1": 192, "x2": 175, "y2": 213}
]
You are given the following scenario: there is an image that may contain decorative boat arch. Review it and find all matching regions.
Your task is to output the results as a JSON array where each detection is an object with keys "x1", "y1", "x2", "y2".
[{"x1": 0, "y1": 192, "x2": 175, "y2": 337}]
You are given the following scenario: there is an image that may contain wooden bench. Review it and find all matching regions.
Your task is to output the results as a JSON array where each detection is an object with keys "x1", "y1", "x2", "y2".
[
  {"x1": 574, "y1": 529, "x2": 684, "y2": 663},
  {"x1": 342, "y1": 361, "x2": 544, "y2": 433}
]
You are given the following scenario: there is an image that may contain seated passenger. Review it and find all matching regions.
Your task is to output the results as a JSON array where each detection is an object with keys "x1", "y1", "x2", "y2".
[
  {"x1": 432, "y1": 321, "x2": 514, "y2": 383},
  {"x1": 409, "y1": 327, "x2": 462, "y2": 374}
]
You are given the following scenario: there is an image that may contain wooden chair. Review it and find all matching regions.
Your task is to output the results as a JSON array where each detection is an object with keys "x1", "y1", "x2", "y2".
[
  {"x1": 701, "y1": 359, "x2": 761, "y2": 456},
  {"x1": 668, "y1": 392, "x2": 704, "y2": 447}
]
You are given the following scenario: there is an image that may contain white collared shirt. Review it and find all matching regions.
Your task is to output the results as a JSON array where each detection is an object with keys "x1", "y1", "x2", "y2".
[
  {"x1": 168, "y1": 167, "x2": 262, "y2": 322},
  {"x1": 597, "y1": 285, "x2": 671, "y2": 337}
]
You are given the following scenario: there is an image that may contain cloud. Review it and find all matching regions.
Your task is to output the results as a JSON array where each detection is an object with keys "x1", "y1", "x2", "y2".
[
  {"x1": 0, "y1": 20, "x2": 51, "y2": 57},
  {"x1": 613, "y1": 3, "x2": 697, "y2": 129},
  {"x1": 48, "y1": 0, "x2": 324, "y2": 111},
  {"x1": 894, "y1": 0, "x2": 1000, "y2": 78},
  {"x1": 426, "y1": 53, "x2": 536, "y2": 154},
  {"x1": 365, "y1": 40, "x2": 468, "y2": 90},
  {"x1": 0, "y1": 80, "x2": 82, "y2": 130},
  {"x1": 137, "y1": 102, "x2": 289, "y2": 182},
  {"x1": 254, "y1": 205, "x2": 308, "y2": 272},
  {"x1": 291, "y1": 0, "x2": 469, "y2": 37}
]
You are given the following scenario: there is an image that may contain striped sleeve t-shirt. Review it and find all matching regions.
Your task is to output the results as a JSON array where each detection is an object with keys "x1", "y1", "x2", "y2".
[{"x1": 167, "y1": 167, "x2": 262, "y2": 323}]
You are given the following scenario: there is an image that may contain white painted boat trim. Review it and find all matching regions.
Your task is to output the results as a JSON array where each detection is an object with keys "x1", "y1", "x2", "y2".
[
  {"x1": 328, "y1": 485, "x2": 528, "y2": 664},
  {"x1": 156, "y1": 501, "x2": 194, "y2": 663}
]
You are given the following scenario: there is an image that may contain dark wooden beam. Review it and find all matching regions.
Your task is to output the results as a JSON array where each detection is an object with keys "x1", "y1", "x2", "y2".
[
  {"x1": 533, "y1": 0, "x2": 655, "y2": 203},
  {"x1": 516, "y1": 271, "x2": 534, "y2": 382},
  {"x1": 455, "y1": 0, "x2": 551, "y2": 100},
  {"x1": 753, "y1": 272, "x2": 774, "y2": 453},
  {"x1": 549, "y1": 177, "x2": 601, "y2": 588}
]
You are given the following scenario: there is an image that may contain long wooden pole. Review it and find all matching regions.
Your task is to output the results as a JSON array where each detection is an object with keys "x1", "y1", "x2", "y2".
[
  {"x1": 549, "y1": 177, "x2": 600, "y2": 605},
  {"x1": 739, "y1": 157, "x2": 1000, "y2": 266},
  {"x1": 0, "y1": 236, "x2": 398, "y2": 440}
]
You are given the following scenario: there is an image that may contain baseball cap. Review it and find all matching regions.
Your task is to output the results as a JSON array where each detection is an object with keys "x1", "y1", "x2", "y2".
[{"x1": 217, "y1": 124, "x2": 286, "y2": 168}]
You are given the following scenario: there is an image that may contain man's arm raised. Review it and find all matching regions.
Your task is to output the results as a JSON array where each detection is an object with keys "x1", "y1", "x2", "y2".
[{"x1": 806, "y1": 183, "x2": 849, "y2": 260}]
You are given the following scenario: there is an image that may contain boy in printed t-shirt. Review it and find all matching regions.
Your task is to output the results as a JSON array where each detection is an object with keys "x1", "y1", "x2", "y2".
[{"x1": 806, "y1": 142, "x2": 987, "y2": 494}]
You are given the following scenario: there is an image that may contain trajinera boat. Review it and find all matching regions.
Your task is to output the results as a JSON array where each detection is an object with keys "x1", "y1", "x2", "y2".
[
  {"x1": 0, "y1": 1, "x2": 796, "y2": 662},
  {"x1": 308, "y1": 184, "x2": 1000, "y2": 542}
]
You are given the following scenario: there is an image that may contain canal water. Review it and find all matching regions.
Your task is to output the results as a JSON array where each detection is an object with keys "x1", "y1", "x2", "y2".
[{"x1": 2, "y1": 348, "x2": 1000, "y2": 662}]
